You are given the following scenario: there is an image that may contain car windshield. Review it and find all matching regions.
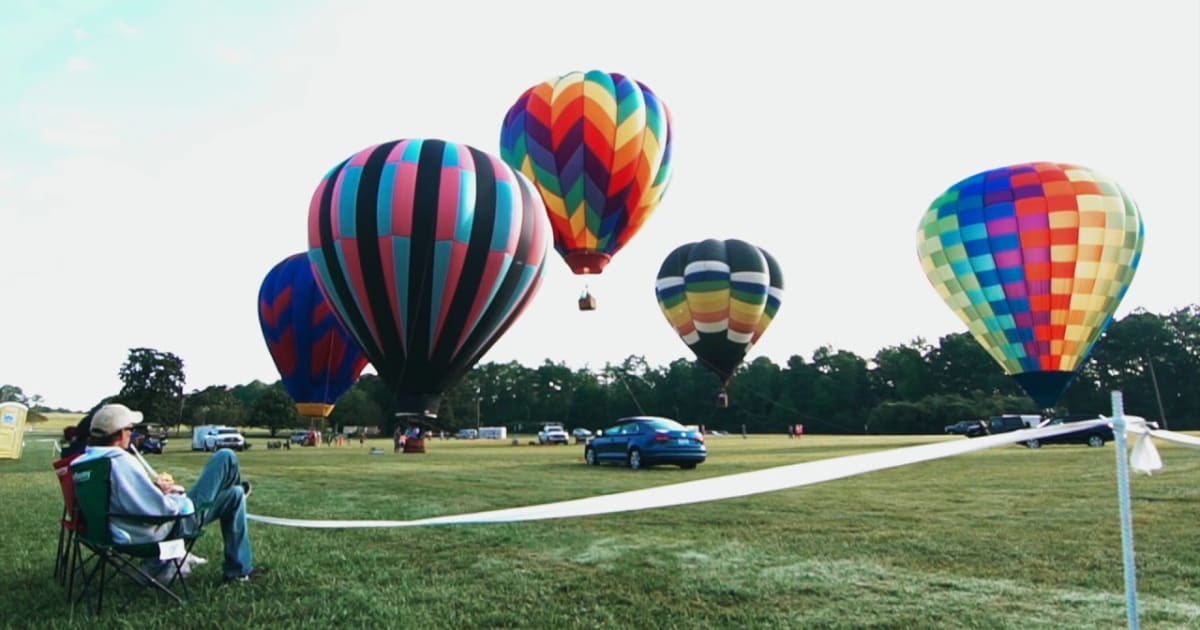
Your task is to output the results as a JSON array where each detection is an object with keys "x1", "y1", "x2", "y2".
[
  {"x1": 218, "y1": 428, "x2": 239, "y2": 435},
  {"x1": 644, "y1": 418, "x2": 686, "y2": 431}
]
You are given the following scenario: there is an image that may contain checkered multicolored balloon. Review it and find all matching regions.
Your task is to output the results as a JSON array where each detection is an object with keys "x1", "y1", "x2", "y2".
[
  {"x1": 656, "y1": 239, "x2": 784, "y2": 403},
  {"x1": 917, "y1": 162, "x2": 1144, "y2": 408},
  {"x1": 500, "y1": 70, "x2": 673, "y2": 275}
]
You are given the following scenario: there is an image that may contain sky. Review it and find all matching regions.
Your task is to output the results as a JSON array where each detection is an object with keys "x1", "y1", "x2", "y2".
[{"x1": 3, "y1": 1, "x2": 1198, "y2": 412}]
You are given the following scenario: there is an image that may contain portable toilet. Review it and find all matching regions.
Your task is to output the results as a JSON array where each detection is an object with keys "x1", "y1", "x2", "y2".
[{"x1": 0, "y1": 402, "x2": 29, "y2": 459}]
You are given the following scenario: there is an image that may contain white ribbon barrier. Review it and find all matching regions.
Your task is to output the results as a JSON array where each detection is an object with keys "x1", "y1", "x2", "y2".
[
  {"x1": 248, "y1": 416, "x2": 1189, "y2": 530},
  {"x1": 1124, "y1": 419, "x2": 1200, "y2": 475}
]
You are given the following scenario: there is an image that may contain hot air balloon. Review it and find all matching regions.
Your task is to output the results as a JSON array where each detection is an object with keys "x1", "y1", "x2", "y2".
[
  {"x1": 258, "y1": 252, "x2": 369, "y2": 420},
  {"x1": 655, "y1": 239, "x2": 784, "y2": 407},
  {"x1": 500, "y1": 69, "x2": 673, "y2": 309},
  {"x1": 307, "y1": 139, "x2": 551, "y2": 418},
  {"x1": 917, "y1": 162, "x2": 1144, "y2": 409}
]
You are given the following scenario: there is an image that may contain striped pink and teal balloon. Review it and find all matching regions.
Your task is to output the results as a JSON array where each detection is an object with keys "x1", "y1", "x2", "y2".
[
  {"x1": 307, "y1": 139, "x2": 551, "y2": 417},
  {"x1": 500, "y1": 69, "x2": 673, "y2": 275},
  {"x1": 656, "y1": 239, "x2": 784, "y2": 393},
  {"x1": 917, "y1": 162, "x2": 1144, "y2": 408}
]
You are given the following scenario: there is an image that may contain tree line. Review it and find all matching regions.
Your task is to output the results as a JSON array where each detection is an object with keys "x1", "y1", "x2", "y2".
[{"x1": 6, "y1": 305, "x2": 1196, "y2": 437}]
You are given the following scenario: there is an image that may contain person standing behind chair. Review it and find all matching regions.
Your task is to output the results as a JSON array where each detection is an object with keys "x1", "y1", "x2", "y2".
[{"x1": 70, "y1": 403, "x2": 267, "y2": 583}]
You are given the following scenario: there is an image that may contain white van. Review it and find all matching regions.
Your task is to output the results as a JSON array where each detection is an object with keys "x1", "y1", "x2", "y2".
[{"x1": 192, "y1": 425, "x2": 247, "y2": 451}]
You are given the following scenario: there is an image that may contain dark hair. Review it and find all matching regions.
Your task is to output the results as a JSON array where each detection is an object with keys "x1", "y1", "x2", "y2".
[
  {"x1": 88, "y1": 431, "x2": 122, "y2": 447},
  {"x1": 60, "y1": 410, "x2": 96, "y2": 458}
]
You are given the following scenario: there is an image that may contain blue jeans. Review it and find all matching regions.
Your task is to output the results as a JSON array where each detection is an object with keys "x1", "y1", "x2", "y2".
[{"x1": 187, "y1": 449, "x2": 253, "y2": 579}]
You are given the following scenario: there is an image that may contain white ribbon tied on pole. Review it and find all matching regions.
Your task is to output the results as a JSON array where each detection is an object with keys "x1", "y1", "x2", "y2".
[{"x1": 249, "y1": 416, "x2": 1196, "y2": 530}]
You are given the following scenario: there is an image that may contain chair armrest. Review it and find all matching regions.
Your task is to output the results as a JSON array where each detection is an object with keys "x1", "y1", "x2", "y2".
[{"x1": 109, "y1": 512, "x2": 191, "y2": 525}]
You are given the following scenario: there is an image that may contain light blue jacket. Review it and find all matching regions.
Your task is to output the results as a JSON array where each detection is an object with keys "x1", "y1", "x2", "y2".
[{"x1": 71, "y1": 446, "x2": 194, "y2": 544}]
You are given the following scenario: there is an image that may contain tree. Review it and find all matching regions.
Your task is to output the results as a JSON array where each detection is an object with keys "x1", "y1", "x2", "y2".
[
  {"x1": 726, "y1": 357, "x2": 783, "y2": 433},
  {"x1": 229, "y1": 380, "x2": 273, "y2": 410},
  {"x1": 926, "y1": 333, "x2": 1019, "y2": 400},
  {"x1": 0, "y1": 385, "x2": 28, "y2": 405},
  {"x1": 870, "y1": 339, "x2": 933, "y2": 402},
  {"x1": 810, "y1": 346, "x2": 875, "y2": 433},
  {"x1": 328, "y1": 389, "x2": 385, "y2": 434},
  {"x1": 183, "y1": 385, "x2": 245, "y2": 430},
  {"x1": 246, "y1": 384, "x2": 300, "y2": 436},
  {"x1": 116, "y1": 348, "x2": 186, "y2": 425},
  {"x1": 0, "y1": 385, "x2": 43, "y2": 409}
]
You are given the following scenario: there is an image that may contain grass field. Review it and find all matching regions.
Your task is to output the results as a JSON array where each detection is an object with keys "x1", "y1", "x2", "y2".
[{"x1": 3, "y1": 427, "x2": 1199, "y2": 629}]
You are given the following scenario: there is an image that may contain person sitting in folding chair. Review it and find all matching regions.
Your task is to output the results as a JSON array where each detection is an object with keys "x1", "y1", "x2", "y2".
[{"x1": 71, "y1": 403, "x2": 267, "y2": 583}]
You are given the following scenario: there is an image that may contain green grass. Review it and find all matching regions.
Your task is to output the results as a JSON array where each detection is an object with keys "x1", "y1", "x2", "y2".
[
  {"x1": 5, "y1": 431, "x2": 1200, "y2": 628},
  {"x1": 25, "y1": 412, "x2": 83, "y2": 435}
]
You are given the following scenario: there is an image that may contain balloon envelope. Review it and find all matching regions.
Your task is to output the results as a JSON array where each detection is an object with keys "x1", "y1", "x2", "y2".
[
  {"x1": 500, "y1": 69, "x2": 673, "y2": 275},
  {"x1": 257, "y1": 253, "x2": 368, "y2": 418},
  {"x1": 307, "y1": 139, "x2": 551, "y2": 417},
  {"x1": 655, "y1": 239, "x2": 784, "y2": 395},
  {"x1": 917, "y1": 162, "x2": 1144, "y2": 408}
]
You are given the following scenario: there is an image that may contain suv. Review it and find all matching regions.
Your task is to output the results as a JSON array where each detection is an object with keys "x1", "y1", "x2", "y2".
[
  {"x1": 193, "y1": 425, "x2": 248, "y2": 451},
  {"x1": 966, "y1": 415, "x2": 1039, "y2": 438},
  {"x1": 1024, "y1": 414, "x2": 1113, "y2": 448},
  {"x1": 537, "y1": 424, "x2": 569, "y2": 445},
  {"x1": 945, "y1": 420, "x2": 983, "y2": 436}
]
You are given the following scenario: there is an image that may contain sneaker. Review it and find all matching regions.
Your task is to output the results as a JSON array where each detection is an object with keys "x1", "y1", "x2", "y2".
[
  {"x1": 240, "y1": 481, "x2": 252, "y2": 499},
  {"x1": 223, "y1": 566, "x2": 269, "y2": 584}
]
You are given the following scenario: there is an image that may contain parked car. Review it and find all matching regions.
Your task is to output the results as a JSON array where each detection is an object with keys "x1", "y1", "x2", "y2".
[
  {"x1": 538, "y1": 424, "x2": 569, "y2": 445},
  {"x1": 965, "y1": 414, "x2": 1040, "y2": 438},
  {"x1": 944, "y1": 420, "x2": 983, "y2": 436},
  {"x1": 1024, "y1": 414, "x2": 1113, "y2": 448},
  {"x1": 132, "y1": 432, "x2": 166, "y2": 454},
  {"x1": 571, "y1": 428, "x2": 592, "y2": 443},
  {"x1": 143, "y1": 423, "x2": 170, "y2": 440},
  {"x1": 456, "y1": 428, "x2": 479, "y2": 440},
  {"x1": 192, "y1": 425, "x2": 248, "y2": 451},
  {"x1": 584, "y1": 416, "x2": 706, "y2": 470},
  {"x1": 289, "y1": 431, "x2": 310, "y2": 445}
]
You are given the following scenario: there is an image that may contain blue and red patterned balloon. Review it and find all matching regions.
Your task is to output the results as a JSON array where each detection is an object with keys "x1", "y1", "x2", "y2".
[
  {"x1": 307, "y1": 139, "x2": 551, "y2": 417},
  {"x1": 258, "y1": 253, "x2": 369, "y2": 418}
]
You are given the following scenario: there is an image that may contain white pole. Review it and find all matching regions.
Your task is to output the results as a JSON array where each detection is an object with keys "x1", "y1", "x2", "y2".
[{"x1": 1111, "y1": 390, "x2": 1140, "y2": 629}]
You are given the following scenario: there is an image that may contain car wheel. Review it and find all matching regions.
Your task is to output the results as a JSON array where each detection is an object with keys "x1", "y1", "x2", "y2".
[
  {"x1": 1025, "y1": 439, "x2": 1041, "y2": 449},
  {"x1": 628, "y1": 448, "x2": 642, "y2": 470},
  {"x1": 585, "y1": 447, "x2": 598, "y2": 466},
  {"x1": 1087, "y1": 435, "x2": 1105, "y2": 448}
]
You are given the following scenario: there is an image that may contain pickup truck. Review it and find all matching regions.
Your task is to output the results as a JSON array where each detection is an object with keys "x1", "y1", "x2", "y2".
[
  {"x1": 192, "y1": 425, "x2": 249, "y2": 451},
  {"x1": 537, "y1": 424, "x2": 569, "y2": 445}
]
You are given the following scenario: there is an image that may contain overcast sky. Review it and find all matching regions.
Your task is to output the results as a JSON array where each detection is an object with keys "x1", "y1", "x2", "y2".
[{"x1": 4, "y1": 1, "x2": 1198, "y2": 412}]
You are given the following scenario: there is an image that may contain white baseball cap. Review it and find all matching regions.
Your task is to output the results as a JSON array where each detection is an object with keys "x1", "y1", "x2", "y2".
[{"x1": 89, "y1": 403, "x2": 144, "y2": 437}]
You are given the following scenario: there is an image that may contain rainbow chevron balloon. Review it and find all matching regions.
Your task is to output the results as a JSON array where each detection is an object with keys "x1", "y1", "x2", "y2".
[
  {"x1": 917, "y1": 162, "x2": 1144, "y2": 408},
  {"x1": 656, "y1": 239, "x2": 784, "y2": 401},
  {"x1": 500, "y1": 70, "x2": 673, "y2": 275}
]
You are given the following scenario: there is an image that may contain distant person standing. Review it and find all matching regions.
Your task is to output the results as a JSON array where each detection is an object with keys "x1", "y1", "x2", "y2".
[
  {"x1": 741, "y1": 424, "x2": 747, "y2": 439},
  {"x1": 787, "y1": 425, "x2": 794, "y2": 439}
]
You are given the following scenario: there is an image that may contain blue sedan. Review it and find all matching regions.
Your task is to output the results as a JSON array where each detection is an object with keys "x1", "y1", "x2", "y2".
[{"x1": 584, "y1": 416, "x2": 706, "y2": 470}]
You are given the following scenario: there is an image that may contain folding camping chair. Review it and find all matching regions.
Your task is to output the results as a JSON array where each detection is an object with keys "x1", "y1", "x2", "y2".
[
  {"x1": 52, "y1": 453, "x2": 83, "y2": 593},
  {"x1": 69, "y1": 457, "x2": 204, "y2": 614}
]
